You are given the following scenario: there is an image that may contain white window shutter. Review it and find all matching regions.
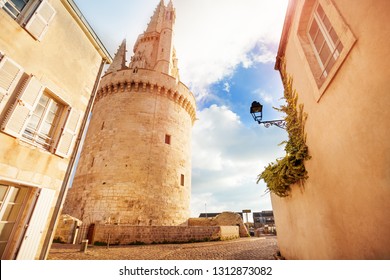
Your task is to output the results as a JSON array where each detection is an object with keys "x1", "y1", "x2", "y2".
[
  {"x1": 1, "y1": 75, "x2": 43, "y2": 137},
  {"x1": 0, "y1": 55, "x2": 24, "y2": 114},
  {"x1": 16, "y1": 188, "x2": 55, "y2": 260},
  {"x1": 25, "y1": 0, "x2": 56, "y2": 41},
  {"x1": 0, "y1": 1, "x2": 6, "y2": 9},
  {"x1": 55, "y1": 108, "x2": 81, "y2": 158}
]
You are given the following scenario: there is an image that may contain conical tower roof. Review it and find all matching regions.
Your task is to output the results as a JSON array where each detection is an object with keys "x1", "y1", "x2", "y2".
[{"x1": 106, "y1": 39, "x2": 127, "y2": 74}]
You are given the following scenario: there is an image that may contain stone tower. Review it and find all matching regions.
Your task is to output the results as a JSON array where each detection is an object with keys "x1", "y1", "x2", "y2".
[{"x1": 63, "y1": 0, "x2": 196, "y2": 226}]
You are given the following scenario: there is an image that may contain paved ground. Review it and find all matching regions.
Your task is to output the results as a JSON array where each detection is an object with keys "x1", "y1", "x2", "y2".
[{"x1": 48, "y1": 236, "x2": 279, "y2": 260}]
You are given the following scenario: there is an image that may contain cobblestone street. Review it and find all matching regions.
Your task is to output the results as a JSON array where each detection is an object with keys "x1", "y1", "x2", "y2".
[{"x1": 48, "y1": 236, "x2": 279, "y2": 260}]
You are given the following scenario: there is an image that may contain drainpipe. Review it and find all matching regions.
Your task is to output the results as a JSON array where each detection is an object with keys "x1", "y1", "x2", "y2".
[{"x1": 39, "y1": 58, "x2": 107, "y2": 260}]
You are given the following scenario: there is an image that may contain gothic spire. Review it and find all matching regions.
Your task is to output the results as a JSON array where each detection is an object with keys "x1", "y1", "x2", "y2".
[
  {"x1": 106, "y1": 39, "x2": 127, "y2": 74},
  {"x1": 146, "y1": 0, "x2": 166, "y2": 33}
]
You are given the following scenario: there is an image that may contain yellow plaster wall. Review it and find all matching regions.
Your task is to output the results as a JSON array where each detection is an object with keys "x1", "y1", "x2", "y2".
[
  {"x1": 272, "y1": 0, "x2": 390, "y2": 259},
  {"x1": 0, "y1": 0, "x2": 106, "y2": 259}
]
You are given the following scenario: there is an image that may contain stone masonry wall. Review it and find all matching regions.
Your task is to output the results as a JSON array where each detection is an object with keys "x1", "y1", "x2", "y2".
[
  {"x1": 63, "y1": 69, "x2": 195, "y2": 226},
  {"x1": 188, "y1": 212, "x2": 249, "y2": 237},
  {"x1": 92, "y1": 225, "x2": 239, "y2": 245},
  {"x1": 53, "y1": 214, "x2": 82, "y2": 244}
]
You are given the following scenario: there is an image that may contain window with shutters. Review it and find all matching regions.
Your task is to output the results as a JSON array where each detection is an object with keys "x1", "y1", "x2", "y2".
[
  {"x1": 1, "y1": 75, "x2": 81, "y2": 158},
  {"x1": 0, "y1": 0, "x2": 56, "y2": 41},
  {"x1": 297, "y1": 0, "x2": 356, "y2": 100},
  {"x1": 22, "y1": 92, "x2": 63, "y2": 150},
  {"x1": 1, "y1": 0, "x2": 31, "y2": 19}
]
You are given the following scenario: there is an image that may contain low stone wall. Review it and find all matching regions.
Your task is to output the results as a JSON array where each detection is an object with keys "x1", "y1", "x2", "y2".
[
  {"x1": 92, "y1": 225, "x2": 239, "y2": 245},
  {"x1": 188, "y1": 212, "x2": 249, "y2": 237},
  {"x1": 219, "y1": 226, "x2": 240, "y2": 240},
  {"x1": 54, "y1": 214, "x2": 82, "y2": 244}
]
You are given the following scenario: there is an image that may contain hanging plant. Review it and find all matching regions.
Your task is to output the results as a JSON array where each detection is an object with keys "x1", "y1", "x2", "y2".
[{"x1": 257, "y1": 60, "x2": 310, "y2": 197}]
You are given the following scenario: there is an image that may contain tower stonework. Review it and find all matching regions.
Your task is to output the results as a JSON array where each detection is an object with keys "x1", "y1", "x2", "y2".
[{"x1": 63, "y1": 0, "x2": 196, "y2": 226}]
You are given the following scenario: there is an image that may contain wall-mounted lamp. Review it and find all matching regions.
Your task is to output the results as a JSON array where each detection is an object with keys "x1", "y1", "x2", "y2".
[{"x1": 250, "y1": 101, "x2": 286, "y2": 129}]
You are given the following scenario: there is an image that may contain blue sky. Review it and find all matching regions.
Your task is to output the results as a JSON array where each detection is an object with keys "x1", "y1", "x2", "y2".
[{"x1": 74, "y1": 0, "x2": 289, "y2": 220}]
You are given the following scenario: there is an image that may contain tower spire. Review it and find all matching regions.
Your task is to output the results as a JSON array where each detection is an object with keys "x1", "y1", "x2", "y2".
[
  {"x1": 63, "y1": 0, "x2": 197, "y2": 232},
  {"x1": 106, "y1": 39, "x2": 127, "y2": 74},
  {"x1": 146, "y1": 0, "x2": 166, "y2": 33},
  {"x1": 129, "y1": 0, "x2": 178, "y2": 77}
]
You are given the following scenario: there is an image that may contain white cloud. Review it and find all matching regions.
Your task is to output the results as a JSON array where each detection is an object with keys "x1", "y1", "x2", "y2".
[
  {"x1": 191, "y1": 105, "x2": 287, "y2": 217},
  {"x1": 76, "y1": 0, "x2": 288, "y2": 102},
  {"x1": 253, "y1": 89, "x2": 276, "y2": 105},
  {"x1": 74, "y1": 0, "x2": 290, "y2": 218},
  {"x1": 174, "y1": 0, "x2": 289, "y2": 101}
]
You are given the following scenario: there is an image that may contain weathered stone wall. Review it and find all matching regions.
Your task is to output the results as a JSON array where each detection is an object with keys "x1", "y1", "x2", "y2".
[
  {"x1": 54, "y1": 214, "x2": 82, "y2": 244},
  {"x1": 188, "y1": 212, "x2": 249, "y2": 237},
  {"x1": 92, "y1": 225, "x2": 239, "y2": 245},
  {"x1": 219, "y1": 226, "x2": 240, "y2": 240},
  {"x1": 63, "y1": 69, "x2": 195, "y2": 226}
]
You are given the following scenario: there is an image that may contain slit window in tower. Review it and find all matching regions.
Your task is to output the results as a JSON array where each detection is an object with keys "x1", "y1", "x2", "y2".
[
  {"x1": 165, "y1": 134, "x2": 171, "y2": 145},
  {"x1": 180, "y1": 174, "x2": 185, "y2": 186}
]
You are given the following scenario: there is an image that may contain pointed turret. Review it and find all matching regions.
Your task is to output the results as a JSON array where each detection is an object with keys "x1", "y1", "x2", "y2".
[
  {"x1": 155, "y1": 0, "x2": 175, "y2": 74},
  {"x1": 167, "y1": 0, "x2": 173, "y2": 9},
  {"x1": 129, "y1": 0, "x2": 178, "y2": 78},
  {"x1": 106, "y1": 39, "x2": 127, "y2": 74},
  {"x1": 145, "y1": 0, "x2": 165, "y2": 33}
]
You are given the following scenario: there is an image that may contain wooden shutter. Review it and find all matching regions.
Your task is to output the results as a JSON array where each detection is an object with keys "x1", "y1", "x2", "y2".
[
  {"x1": 0, "y1": 55, "x2": 24, "y2": 114},
  {"x1": 55, "y1": 108, "x2": 81, "y2": 158},
  {"x1": 16, "y1": 188, "x2": 55, "y2": 260},
  {"x1": 24, "y1": 0, "x2": 56, "y2": 41},
  {"x1": 1, "y1": 75, "x2": 43, "y2": 137}
]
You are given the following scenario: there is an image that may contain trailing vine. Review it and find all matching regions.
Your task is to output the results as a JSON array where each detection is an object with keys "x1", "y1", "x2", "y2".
[{"x1": 257, "y1": 60, "x2": 310, "y2": 197}]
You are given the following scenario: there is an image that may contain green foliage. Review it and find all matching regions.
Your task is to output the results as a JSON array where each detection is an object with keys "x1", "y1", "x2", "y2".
[{"x1": 257, "y1": 60, "x2": 310, "y2": 197}]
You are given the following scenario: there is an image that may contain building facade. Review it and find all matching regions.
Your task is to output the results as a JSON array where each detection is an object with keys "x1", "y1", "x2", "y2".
[
  {"x1": 63, "y1": 0, "x2": 196, "y2": 227},
  {"x1": 253, "y1": 211, "x2": 274, "y2": 229},
  {"x1": 0, "y1": 0, "x2": 111, "y2": 259},
  {"x1": 272, "y1": 0, "x2": 390, "y2": 259}
]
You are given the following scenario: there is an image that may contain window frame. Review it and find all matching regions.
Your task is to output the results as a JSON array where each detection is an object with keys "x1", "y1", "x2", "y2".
[
  {"x1": 0, "y1": 183, "x2": 31, "y2": 259},
  {"x1": 1, "y1": 0, "x2": 56, "y2": 41},
  {"x1": 1, "y1": 0, "x2": 40, "y2": 24},
  {"x1": 21, "y1": 92, "x2": 64, "y2": 150},
  {"x1": 1, "y1": 0, "x2": 32, "y2": 20},
  {"x1": 297, "y1": 0, "x2": 356, "y2": 101},
  {"x1": 0, "y1": 75, "x2": 81, "y2": 158},
  {"x1": 307, "y1": 2, "x2": 343, "y2": 80}
]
